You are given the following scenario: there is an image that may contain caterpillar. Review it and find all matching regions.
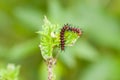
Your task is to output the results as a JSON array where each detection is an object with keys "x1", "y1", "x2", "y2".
[{"x1": 60, "y1": 24, "x2": 82, "y2": 51}]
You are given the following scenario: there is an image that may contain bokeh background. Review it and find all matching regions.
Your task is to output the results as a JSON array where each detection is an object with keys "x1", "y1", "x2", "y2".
[{"x1": 0, "y1": 0, "x2": 120, "y2": 80}]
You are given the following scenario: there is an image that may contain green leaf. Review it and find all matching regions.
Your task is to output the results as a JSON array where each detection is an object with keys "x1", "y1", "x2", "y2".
[{"x1": 38, "y1": 16, "x2": 60, "y2": 60}]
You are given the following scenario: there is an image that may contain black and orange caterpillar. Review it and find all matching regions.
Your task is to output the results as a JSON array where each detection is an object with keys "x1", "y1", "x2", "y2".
[{"x1": 60, "y1": 24, "x2": 82, "y2": 51}]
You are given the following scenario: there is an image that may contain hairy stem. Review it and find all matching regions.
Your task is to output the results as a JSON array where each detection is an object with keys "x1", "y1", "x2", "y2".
[{"x1": 46, "y1": 58, "x2": 56, "y2": 80}]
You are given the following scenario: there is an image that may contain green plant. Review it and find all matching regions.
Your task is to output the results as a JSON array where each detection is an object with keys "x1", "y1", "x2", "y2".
[
  {"x1": 38, "y1": 16, "x2": 81, "y2": 80},
  {"x1": 0, "y1": 64, "x2": 20, "y2": 80}
]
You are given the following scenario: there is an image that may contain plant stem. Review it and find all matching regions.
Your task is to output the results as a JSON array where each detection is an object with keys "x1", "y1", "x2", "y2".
[{"x1": 46, "y1": 58, "x2": 56, "y2": 80}]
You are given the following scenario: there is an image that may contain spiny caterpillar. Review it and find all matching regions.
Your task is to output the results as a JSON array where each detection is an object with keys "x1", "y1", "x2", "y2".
[{"x1": 60, "y1": 24, "x2": 82, "y2": 51}]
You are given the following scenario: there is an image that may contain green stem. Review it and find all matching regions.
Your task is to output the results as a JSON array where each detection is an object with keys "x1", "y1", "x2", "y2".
[{"x1": 47, "y1": 58, "x2": 56, "y2": 80}]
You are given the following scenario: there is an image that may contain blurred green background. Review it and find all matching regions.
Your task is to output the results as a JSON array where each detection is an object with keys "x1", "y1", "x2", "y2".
[{"x1": 0, "y1": 0, "x2": 120, "y2": 80}]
